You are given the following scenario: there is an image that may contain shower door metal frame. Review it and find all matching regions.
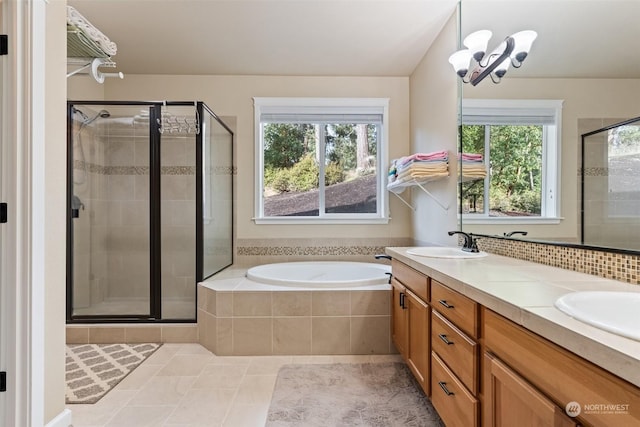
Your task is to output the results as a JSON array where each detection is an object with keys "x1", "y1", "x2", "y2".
[{"x1": 66, "y1": 100, "x2": 233, "y2": 323}]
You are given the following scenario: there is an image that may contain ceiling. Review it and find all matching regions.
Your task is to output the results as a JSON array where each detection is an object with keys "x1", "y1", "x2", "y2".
[
  {"x1": 67, "y1": 0, "x2": 640, "y2": 80},
  {"x1": 462, "y1": 0, "x2": 640, "y2": 79},
  {"x1": 67, "y1": 0, "x2": 458, "y2": 77}
]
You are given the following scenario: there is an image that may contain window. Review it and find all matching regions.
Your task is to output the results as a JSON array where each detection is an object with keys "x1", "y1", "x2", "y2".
[
  {"x1": 460, "y1": 99, "x2": 562, "y2": 223},
  {"x1": 254, "y1": 98, "x2": 389, "y2": 224}
]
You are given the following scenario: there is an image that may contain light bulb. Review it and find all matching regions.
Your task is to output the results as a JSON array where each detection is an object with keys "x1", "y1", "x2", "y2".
[
  {"x1": 494, "y1": 57, "x2": 511, "y2": 79},
  {"x1": 463, "y1": 30, "x2": 492, "y2": 62},
  {"x1": 448, "y1": 49, "x2": 473, "y2": 78},
  {"x1": 510, "y1": 30, "x2": 537, "y2": 63}
]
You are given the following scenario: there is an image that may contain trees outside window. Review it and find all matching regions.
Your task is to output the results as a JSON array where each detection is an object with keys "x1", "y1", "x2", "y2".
[
  {"x1": 254, "y1": 98, "x2": 389, "y2": 223},
  {"x1": 460, "y1": 99, "x2": 562, "y2": 221}
]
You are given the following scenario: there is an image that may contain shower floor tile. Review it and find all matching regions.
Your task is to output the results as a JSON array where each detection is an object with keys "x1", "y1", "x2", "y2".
[{"x1": 66, "y1": 343, "x2": 404, "y2": 427}]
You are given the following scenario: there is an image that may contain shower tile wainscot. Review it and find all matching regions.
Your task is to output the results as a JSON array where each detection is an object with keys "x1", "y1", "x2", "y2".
[{"x1": 198, "y1": 268, "x2": 394, "y2": 356}]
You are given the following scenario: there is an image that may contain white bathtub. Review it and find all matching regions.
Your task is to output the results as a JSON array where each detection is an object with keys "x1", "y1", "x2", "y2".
[{"x1": 246, "y1": 261, "x2": 391, "y2": 288}]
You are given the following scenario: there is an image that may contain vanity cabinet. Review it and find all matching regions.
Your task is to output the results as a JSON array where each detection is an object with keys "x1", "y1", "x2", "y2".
[
  {"x1": 482, "y1": 307, "x2": 640, "y2": 427},
  {"x1": 391, "y1": 257, "x2": 640, "y2": 426},
  {"x1": 391, "y1": 260, "x2": 430, "y2": 395}
]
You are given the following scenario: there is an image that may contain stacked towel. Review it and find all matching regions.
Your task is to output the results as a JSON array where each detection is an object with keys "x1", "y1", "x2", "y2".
[
  {"x1": 458, "y1": 152, "x2": 487, "y2": 180},
  {"x1": 387, "y1": 150, "x2": 449, "y2": 192},
  {"x1": 67, "y1": 6, "x2": 117, "y2": 57}
]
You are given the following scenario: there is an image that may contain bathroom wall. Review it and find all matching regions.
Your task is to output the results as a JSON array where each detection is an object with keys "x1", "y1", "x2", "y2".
[
  {"x1": 463, "y1": 78, "x2": 640, "y2": 241},
  {"x1": 408, "y1": 10, "x2": 460, "y2": 246},
  {"x1": 102, "y1": 75, "x2": 414, "y2": 263}
]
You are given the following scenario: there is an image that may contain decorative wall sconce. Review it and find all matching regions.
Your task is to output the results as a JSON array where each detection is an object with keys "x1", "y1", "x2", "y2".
[{"x1": 449, "y1": 30, "x2": 537, "y2": 86}]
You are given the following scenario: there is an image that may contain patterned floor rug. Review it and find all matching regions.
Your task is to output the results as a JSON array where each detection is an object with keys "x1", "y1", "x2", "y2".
[
  {"x1": 266, "y1": 362, "x2": 444, "y2": 427},
  {"x1": 65, "y1": 343, "x2": 161, "y2": 404}
]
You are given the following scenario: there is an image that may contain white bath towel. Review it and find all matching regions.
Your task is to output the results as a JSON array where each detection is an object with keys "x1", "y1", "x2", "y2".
[{"x1": 66, "y1": 6, "x2": 117, "y2": 56}]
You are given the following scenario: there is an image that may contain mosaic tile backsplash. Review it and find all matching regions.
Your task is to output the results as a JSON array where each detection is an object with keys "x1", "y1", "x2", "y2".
[{"x1": 477, "y1": 236, "x2": 639, "y2": 285}]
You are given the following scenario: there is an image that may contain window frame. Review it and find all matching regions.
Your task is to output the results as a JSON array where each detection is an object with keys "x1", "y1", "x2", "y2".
[
  {"x1": 461, "y1": 99, "x2": 563, "y2": 224},
  {"x1": 253, "y1": 97, "x2": 390, "y2": 224}
]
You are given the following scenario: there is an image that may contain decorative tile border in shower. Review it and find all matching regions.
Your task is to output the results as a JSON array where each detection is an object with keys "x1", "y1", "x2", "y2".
[
  {"x1": 74, "y1": 161, "x2": 236, "y2": 176},
  {"x1": 580, "y1": 167, "x2": 608, "y2": 176},
  {"x1": 74, "y1": 161, "x2": 197, "y2": 175},
  {"x1": 477, "y1": 236, "x2": 639, "y2": 285}
]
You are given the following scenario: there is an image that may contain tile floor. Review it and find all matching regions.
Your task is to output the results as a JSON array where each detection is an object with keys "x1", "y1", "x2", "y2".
[{"x1": 68, "y1": 343, "x2": 405, "y2": 427}]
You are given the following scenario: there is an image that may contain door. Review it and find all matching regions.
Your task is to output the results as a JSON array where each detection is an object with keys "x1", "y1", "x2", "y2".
[
  {"x1": 406, "y1": 289, "x2": 429, "y2": 395},
  {"x1": 391, "y1": 278, "x2": 408, "y2": 356},
  {"x1": 0, "y1": 18, "x2": 6, "y2": 423},
  {"x1": 485, "y1": 353, "x2": 579, "y2": 427},
  {"x1": 68, "y1": 103, "x2": 154, "y2": 319}
]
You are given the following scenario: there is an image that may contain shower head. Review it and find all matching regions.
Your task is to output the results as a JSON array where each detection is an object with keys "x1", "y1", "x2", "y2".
[
  {"x1": 72, "y1": 107, "x2": 111, "y2": 125},
  {"x1": 84, "y1": 109, "x2": 111, "y2": 125},
  {"x1": 72, "y1": 107, "x2": 89, "y2": 121}
]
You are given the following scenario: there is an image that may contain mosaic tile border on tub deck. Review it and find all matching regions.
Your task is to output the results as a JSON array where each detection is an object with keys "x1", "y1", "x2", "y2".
[
  {"x1": 477, "y1": 236, "x2": 639, "y2": 285},
  {"x1": 236, "y1": 238, "x2": 413, "y2": 259}
]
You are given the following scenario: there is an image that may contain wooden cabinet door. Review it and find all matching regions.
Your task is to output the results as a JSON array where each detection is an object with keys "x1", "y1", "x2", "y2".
[
  {"x1": 406, "y1": 289, "x2": 430, "y2": 395},
  {"x1": 485, "y1": 353, "x2": 579, "y2": 427},
  {"x1": 391, "y1": 278, "x2": 408, "y2": 357}
]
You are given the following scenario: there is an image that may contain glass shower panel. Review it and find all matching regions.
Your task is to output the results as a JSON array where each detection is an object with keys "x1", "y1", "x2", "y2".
[
  {"x1": 71, "y1": 104, "x2": 151, "y2": 316},
  {"x1": 202, "y1": 109, "x2": 233, "y2": 279},
  {"x1": 160, "y1": 105, "x2": 197, "y2": 319},
  {"x1": 582, "y1": 117, "x2": 640, "y2": 251}
]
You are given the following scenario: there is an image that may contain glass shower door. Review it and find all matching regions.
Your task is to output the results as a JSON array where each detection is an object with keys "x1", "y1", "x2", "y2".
[
  {"x1": 69, "y1": 103, "x2": 152, "y2": 318},
  {"x1": 201, "y1": 105, "x2": 233, "y2": 280}
]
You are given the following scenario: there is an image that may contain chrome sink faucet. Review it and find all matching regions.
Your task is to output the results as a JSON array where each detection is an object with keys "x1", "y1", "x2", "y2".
[
  {"x1": 448, "y1": 231, "x2": 480, "y2": 253},
  {"x1": 504, "y1": 231, "x2": 528, "y2": 237}
]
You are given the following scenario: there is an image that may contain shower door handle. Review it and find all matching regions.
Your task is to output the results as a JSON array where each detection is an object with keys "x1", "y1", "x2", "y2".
[{"x1": 0, "y1": 203, "x2": 6, "y2": 223}]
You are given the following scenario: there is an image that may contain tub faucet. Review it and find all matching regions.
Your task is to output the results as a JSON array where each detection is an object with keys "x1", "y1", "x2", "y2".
[
  {"x1": 504, "y1": 231, "x2": 528, "y2": 237},
  {"x1": 448, "y1": 231, "x2": 479, "y2": 253}
]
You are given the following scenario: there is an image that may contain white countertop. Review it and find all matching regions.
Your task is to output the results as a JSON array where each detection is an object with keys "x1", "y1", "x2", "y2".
[{"x1": 386, "y1": 247, "x2": 640, "y2": 388}]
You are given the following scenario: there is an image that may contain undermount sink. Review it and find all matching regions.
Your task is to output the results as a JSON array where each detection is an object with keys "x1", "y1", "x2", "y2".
[
  {"x1": 406, "y1": 246, "x2": 488, "y2": 259},
  {"x1": 555, "y1": 291, "x2": 640, "y2": 341}
]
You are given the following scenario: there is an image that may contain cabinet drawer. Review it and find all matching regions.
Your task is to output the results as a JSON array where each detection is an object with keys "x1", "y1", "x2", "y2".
[
  {"x1": 431, "y1": 310, "x2": 478, "y2": 394},
  {"x1": 392, "y1": 260, "x2": 428, "y2": 301},
  {"x1": 431, "y1": 280, "x2": 478, "y2": 338},
  {"x1": 431, "y1": 352, "x2": 478, "y2": 427}
]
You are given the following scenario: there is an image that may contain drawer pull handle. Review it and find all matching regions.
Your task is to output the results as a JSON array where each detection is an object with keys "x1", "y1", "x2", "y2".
[
  {"x1": 438, "y1": 299, "x2": 454, "y2": 309},
  {"x1": 438, "y1": 334, "x2": 453, "y2": 345},
  {"x1": 438, "y1": 381, "x2": 454, "y2": 396}
]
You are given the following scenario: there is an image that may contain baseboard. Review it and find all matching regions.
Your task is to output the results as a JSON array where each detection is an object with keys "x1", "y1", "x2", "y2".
[{"x1": 45, "y1": 408, "x2": 72, "y2": 427}]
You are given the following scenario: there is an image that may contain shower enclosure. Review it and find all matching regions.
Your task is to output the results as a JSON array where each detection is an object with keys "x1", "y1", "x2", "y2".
[
  {"x1": 67, "y1": 101, "x2": 233, "y2": 322},
  {"x1": 582, "y1": 116, "x2": 640, "y2": 251}
]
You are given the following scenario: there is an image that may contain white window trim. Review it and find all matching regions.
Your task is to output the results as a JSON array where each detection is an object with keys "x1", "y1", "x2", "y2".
[
  {"x1": 461, "y1": 99, "x2": 563, "y2": 224},
  {"x1": 253, "y1": 97, "x2": 389, "y2": 224}
]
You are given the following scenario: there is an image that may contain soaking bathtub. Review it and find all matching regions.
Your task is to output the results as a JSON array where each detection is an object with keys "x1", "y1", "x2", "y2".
[{"x1": 198, "y1": 261, "x2": 394, "y2": 356}]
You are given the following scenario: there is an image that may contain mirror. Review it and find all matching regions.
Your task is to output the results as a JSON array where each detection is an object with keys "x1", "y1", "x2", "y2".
[{"x1": 459, "y1": 0, "x2": 640, "y2": 252}]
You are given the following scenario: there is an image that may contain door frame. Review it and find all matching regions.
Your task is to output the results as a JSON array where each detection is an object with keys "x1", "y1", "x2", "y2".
[{"x1": 2, "y1": 0, "x2": 47, "y2": 425}]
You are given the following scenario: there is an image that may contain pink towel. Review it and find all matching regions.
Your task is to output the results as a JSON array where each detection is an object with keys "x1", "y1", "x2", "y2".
[
  {"x1": 458, "y1": 152, "x2": 483, "y2": 161},
  {"x1": 399, "y1": 150, "x2": 448, "y2": 166}
]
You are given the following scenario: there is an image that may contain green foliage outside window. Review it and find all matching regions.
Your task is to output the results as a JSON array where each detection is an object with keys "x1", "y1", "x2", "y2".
[
  {"x1": 263, "y1": 123, "x2": 374, "y2": 195},
  {"x1": 462, "y1": 124, "x2": 543, "y2": 216}
]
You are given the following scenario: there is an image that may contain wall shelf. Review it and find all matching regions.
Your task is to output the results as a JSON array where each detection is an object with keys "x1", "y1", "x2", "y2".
[{"x1": 387, "y1": 176, "x2": 450, "y2": 211}]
